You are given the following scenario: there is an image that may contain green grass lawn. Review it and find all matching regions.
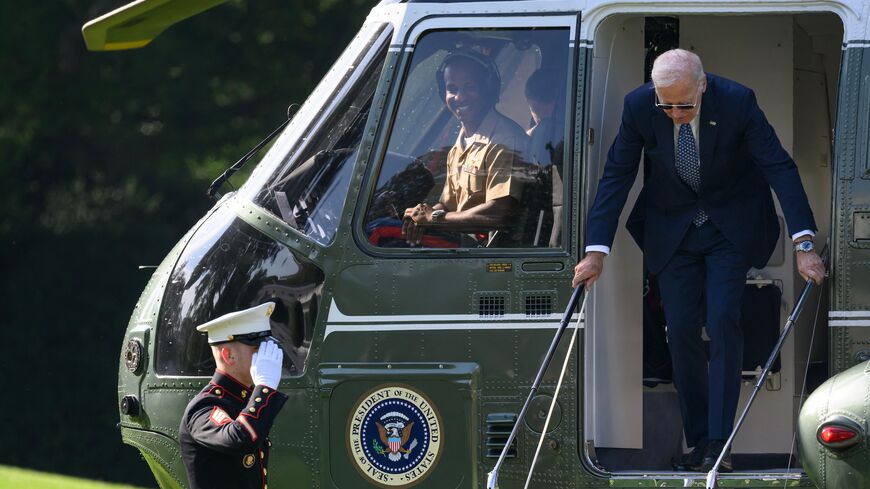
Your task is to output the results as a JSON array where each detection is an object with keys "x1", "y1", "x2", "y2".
[{"x1": 0, "y1": 465, "x2": 154, "y2": 489}]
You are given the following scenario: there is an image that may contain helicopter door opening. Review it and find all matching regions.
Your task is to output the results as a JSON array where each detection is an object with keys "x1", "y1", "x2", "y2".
[{"x1": 583, "y1": 12, "x2": 840, "y2": 473}]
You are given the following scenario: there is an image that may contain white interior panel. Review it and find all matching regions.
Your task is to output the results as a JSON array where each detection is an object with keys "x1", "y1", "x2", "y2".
[{"x1": 585, "y1": 15, "x2": 645, "y2": 450}]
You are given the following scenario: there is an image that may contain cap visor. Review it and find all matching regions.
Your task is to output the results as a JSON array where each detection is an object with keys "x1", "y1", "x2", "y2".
[{"x1": 236, "y1": 337, "x2": 266, "y2": 346}]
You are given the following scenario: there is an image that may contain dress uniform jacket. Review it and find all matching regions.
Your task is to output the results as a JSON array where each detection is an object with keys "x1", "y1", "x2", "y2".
[{"x1": 179, "y1": 370, "x2": 288, "y2": 489}]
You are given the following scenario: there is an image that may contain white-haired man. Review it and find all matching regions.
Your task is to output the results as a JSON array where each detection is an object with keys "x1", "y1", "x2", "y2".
[{"x1": 572, "y1": 49, "x2": 824, "y2": 471}]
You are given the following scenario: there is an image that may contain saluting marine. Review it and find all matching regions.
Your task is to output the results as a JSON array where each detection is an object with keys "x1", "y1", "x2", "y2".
[{"x1": 179, "y1": 302, "x2": 287, "y2": 489}]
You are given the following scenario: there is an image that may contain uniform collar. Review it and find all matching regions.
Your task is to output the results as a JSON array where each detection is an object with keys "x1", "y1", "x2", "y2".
[
  {"x1": 457, "y1": 108, "x2": 500, "y2": 148},
  {"x1": 211, "y1": 370, "x2": 252, "y2": 402}
]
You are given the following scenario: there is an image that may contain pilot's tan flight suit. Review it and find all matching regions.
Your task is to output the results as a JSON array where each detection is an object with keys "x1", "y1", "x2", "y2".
[{"x1": 440, "y1": 109, "x2": 528, "y2": 211}]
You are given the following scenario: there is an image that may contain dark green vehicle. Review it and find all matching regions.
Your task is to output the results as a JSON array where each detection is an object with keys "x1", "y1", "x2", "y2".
[{"x1": 85, "y1": 0, "x2": 870, "y2": 487}]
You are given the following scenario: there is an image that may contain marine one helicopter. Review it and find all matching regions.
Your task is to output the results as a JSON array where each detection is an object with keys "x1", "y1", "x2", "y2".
[{"x1": 85, "y1": 0, "x2": 870, "y2": 487}]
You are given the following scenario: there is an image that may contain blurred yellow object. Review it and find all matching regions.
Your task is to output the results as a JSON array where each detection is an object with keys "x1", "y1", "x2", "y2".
[{"x1": 82, "y1": 0, "x2": 226, "y2": 51}]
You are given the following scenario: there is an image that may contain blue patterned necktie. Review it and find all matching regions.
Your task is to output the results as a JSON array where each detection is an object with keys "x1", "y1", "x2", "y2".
[{"x1": 676, "y1": 123, "x2": 708, "y2": 226}]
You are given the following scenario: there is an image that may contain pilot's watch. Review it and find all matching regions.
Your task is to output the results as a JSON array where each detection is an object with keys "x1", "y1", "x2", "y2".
[{"x1": 794, "y1": 240, "x2": 814, "y2": 253}]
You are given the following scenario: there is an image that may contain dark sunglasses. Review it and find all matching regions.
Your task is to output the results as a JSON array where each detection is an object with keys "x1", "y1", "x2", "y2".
[
  {"x1": 655, "y1": 101, "x2": 697, "y2": 110},
  {"x1": 654, "y1": 87, "x2": 702, "y2": 110}
]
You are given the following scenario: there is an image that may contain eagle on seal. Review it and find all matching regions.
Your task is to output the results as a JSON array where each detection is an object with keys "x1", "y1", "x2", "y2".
[{"x1": 376, "y1": 421, "x2": 414, "y2": 462}]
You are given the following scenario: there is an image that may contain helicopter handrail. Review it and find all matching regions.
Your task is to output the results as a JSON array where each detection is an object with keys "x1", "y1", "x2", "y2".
[
  {"x1": 486, "y1": 284, "x2": 585, "y2": 489},
  {"x1": 705, "y1": 243, "x2": 830, "y2": 488}
]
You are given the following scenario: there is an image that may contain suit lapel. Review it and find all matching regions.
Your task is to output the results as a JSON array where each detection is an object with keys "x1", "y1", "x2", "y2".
[{"x1": 698, "y1": 77, "x2": 719, "y2": 191}]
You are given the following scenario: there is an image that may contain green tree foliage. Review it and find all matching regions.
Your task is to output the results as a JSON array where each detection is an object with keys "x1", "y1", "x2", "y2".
[{"x1": 0, "y1": 0, "x2": 373, "y2": 484}]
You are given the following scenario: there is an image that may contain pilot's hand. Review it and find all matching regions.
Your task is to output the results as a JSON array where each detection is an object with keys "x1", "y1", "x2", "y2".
[
  {"x1": 796, "y1": 250, "x2": 825, "y2": 285},
  {"x1": 251, "y1": 341, "x2": 283, "y2": 390},
  {"x1": 401, "y1": 203, "x2": 434, "y2": 245},
  {"x1": 572, "y1": 252, "x2": 606, "y2": 288}
]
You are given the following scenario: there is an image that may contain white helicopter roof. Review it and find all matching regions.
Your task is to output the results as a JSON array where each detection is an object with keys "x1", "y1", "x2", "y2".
[{"x1": 366, "y1": 0, "x2": 866, "y2": 46}]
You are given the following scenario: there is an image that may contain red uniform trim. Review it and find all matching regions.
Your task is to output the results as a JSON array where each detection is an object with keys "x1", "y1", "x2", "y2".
[
  {"x1": 209, "y1": 406, "x2": 233, "y2": 426},
  {"x1": 237, "y1": 415, "x2": 258, "y2": 442},
  {"x1": 212, "y1": 371, "x2": 248, "y2": 402},
  {"x1": 240, "y1": 390, "x2": 276, "y2": 420}
]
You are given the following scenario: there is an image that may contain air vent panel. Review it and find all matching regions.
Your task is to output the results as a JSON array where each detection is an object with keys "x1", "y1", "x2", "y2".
[
  {"x1": 486, "y1": 413, "x2": 518, "y2": 459},
  {"x1": 524, "y1": 295, "x2": 553, "y2": 316},
  {"x1": 478, "y1": 296, "x2": 506, "y2": 317}
]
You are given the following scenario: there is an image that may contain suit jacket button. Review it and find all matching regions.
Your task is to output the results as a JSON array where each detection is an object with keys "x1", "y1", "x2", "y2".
[
  {"x1": 255, "y1": 397, "x2": 262, "y2": 403},
  {"x1": 249, "y1": 407, "x2": 256, "y2": 413},
  {"x1": 262, "y1": 388, "x2": 269, "y2": 394},
  {"x1": 214, "y1": 389, "x2": 221, "y2": 395}
]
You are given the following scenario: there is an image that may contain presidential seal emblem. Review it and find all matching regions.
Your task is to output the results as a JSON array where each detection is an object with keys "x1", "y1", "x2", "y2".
[{"x1": 348, "y1": 385, "x2": 442, "y2": 487}]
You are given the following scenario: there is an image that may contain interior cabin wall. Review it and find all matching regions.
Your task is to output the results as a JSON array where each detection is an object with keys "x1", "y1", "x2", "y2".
[
  {"x1": 683, "y1": 14, "x2": 798, "y2": 455},
  {"x1": 584, "y1": 14, "x2": 646, "y2": 449},
  {"x1": 585, "y1": 12, "x2": 840, "y2": 458}
]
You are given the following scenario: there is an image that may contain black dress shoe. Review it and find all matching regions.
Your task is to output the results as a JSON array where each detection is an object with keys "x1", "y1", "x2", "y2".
[
  {"x1": 697, "y1": 440, "x2": 733, "y2": 473},
  {"x1": 672, "y1": 445, "x2": 706, "y2": 471}
]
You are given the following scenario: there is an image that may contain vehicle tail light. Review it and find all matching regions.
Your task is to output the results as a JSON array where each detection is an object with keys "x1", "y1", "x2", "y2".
[{"x1": 817, "y1": 422, "x2": 862, "y2": 450}]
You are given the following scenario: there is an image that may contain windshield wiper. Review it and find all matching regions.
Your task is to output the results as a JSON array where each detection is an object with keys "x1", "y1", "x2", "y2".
[{"x1": 207, "y1": 103, "x2": 300, "y2": 200}]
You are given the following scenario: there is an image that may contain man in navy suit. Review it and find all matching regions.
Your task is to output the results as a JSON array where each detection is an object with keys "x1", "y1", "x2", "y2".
[{"x1": 572, "y1": 49, "x2": 825, "y2": 472}]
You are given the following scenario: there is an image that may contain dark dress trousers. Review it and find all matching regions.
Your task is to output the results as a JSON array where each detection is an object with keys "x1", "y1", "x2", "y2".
[
  {"x1": 179, "y1": 371, "x2": 288, "y2": 489},
  {"x1": 586, "y1": 74, "x2": 815, "y2": 445}
]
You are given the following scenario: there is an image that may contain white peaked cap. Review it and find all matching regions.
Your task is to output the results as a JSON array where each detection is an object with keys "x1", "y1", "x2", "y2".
[{"x1": 196, "y1": 302, "x2": 276, "y2": 344}]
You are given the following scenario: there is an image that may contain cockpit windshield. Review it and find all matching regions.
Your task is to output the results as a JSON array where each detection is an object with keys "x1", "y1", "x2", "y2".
[{"x1": 239, "y1": 22, "x2": 392, "y2": 245}]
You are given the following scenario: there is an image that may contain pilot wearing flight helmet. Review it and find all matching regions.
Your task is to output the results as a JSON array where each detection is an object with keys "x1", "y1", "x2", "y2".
[
  {"x1": 402, "y1": 50, "x2": 528, "y2": 245},
  {"x1": 179, "y1": 302, "x2": 287, "y2": 489}
]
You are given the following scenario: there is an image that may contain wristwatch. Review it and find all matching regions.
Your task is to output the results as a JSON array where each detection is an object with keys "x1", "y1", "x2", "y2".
[
  {"x1": 794, "y1": 240, "x2": 814, "y2": 253},
  {"x1": 431, "y1": 209, "x2": 446, "y2": 223}
]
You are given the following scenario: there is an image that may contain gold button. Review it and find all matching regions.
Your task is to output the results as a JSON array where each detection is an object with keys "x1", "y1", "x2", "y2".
[
  {"x1": 267, "y1": 440, "x2": 272, "y2": 447},
  {"x1": 263, "y1": 468, "x2": 267, "y2": 475},
  {"x1": 262, "y1": 388, "x2": 269, "y2": 394},
  {"x1": 255, "y1": 397, "x2": 262, "y2": 403},
  {"x1": 249, "y1": 407, "x2": 256, "y2": 413},
  {"x1": 260, "y1": 450, "x2": 265, "y2": 458},
  {"x1": 214, "y1": 389, "x2": 221, "y2": 395}
]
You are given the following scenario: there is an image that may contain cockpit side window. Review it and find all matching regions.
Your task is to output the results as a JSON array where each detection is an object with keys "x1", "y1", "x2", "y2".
[
  {"x1": 250, "y1": 24, "x2": 391, "y2": 246},
  {"x1": 363, "y1": 28, "x2": 571, "y2": 250}
]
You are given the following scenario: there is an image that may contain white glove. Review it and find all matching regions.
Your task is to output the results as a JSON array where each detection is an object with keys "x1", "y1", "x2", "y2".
[{"x1": 250, "y1": 340, "x2": 283, "y2": 389}]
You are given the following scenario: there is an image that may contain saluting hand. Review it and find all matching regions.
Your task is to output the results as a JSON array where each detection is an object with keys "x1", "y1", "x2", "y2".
[
  {"x1": 572, "y1": 252, "x2": 606, "y2": 288},
  {"x1": 251, "y1": 341, "x2": 283, "y2": 390},
  {"x1": 796, "y1": 250, "x2": 825, "y2": 285}
]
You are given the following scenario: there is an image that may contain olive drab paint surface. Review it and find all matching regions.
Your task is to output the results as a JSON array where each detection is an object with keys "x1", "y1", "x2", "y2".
[{"x1": 88, "y1": 0, "x2": 870, "y2": 488}]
